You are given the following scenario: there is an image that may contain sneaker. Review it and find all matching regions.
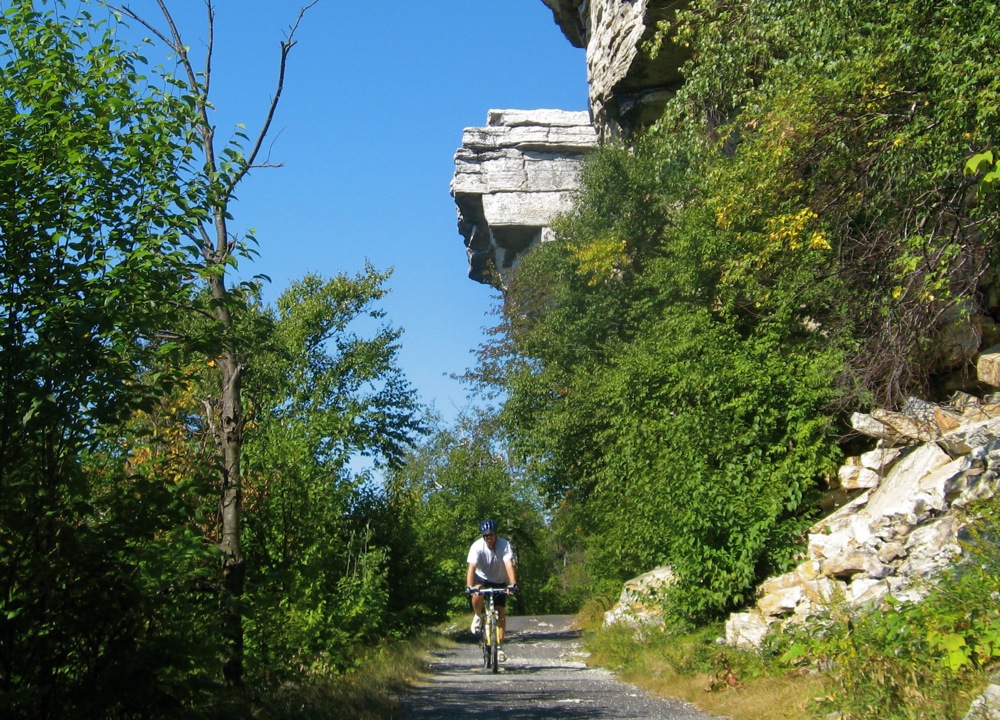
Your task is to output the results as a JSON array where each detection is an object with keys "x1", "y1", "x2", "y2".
[
  {"x1": 471, "y1": 615, "x2": 481, "y2": 634},
  {"x1": 497, "y1": 647, "x2": 507, "y2": 663}
]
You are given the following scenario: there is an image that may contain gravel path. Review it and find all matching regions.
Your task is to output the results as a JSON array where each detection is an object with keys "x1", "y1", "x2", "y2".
[{"x1": 396, "y1": 614, "x2": 721, "y2": 720}]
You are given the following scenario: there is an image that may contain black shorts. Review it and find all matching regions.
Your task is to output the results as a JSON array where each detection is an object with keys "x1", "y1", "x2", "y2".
[{"x1": 473, "y1": 579, "x2": 507, "y2": 608}]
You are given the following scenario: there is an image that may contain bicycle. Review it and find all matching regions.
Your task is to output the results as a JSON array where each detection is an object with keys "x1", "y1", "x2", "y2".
[{"x1": 472, "y1": 587, "x2": 508, "y2": 672}]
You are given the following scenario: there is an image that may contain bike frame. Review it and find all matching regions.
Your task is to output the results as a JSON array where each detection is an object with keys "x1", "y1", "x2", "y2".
[{"x1": 474, "y1": 587, "x2": 507, "y2": 673}]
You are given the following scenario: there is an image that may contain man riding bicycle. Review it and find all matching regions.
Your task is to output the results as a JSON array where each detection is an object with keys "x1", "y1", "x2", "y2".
[{"x1": 466, "y1": 519, "x2": 518, "y2": 662}]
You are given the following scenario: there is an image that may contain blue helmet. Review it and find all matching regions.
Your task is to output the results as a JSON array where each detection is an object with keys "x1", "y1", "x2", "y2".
[{"x1": 479, "y1": 519, "x2": 497, "y2": 535}]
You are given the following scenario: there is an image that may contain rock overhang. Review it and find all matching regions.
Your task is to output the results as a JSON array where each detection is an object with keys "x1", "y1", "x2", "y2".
[
  {"x1": 451, "y1": 109, "x2": 598, "y2": 287},
  {"x1": 451, "y1": 2, "x2": 696, "y2": 288},
  {"x1": 542, "y1": 0, "x2": 692, "y2": 138}
]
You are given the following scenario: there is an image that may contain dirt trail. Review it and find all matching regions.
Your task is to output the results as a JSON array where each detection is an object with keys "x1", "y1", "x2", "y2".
[{"x1": 396, "y1": 614, "x2": 721, "y2": 720}]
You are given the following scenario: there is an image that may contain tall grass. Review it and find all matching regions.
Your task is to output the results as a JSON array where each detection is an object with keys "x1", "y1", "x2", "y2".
[{"x1": 193, "y1": 632, "x2": 451, "y2": 719}]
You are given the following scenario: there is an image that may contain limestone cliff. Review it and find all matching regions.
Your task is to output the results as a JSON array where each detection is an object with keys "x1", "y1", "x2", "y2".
[
  {"x1": 542, "y1": 0, "x2": 690, "y2": 138},
  {"x1": 452, "y1": 1, "x2": 690, "y2": 287},
  {"x1": 451, "y1": 110, "x2": 598, "y2": 287}
]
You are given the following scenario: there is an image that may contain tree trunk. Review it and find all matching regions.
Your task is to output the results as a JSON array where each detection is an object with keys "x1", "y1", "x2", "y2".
[{"x1": 218, "y1": 350, "x2": 245, "y2": 685}]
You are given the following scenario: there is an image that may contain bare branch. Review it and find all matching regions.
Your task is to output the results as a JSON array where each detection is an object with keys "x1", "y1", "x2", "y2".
[
  {"x1": 202, "y1": 0, "x2": 214, "y2": 101},
  {"x1": 226, "y1": 1, "x2": 319, "y2": 198},
  {"x1": 114, "y1": 4, "x2": 172, "y2": 47}
]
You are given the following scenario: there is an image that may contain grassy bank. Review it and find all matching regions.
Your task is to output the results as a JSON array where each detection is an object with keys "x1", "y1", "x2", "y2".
[
  {"x1": 193, "y1": 632, "x2": 452, "y2": 720},
  {"x1": 578, "y1": 603, "x2": 830, "y2": 720}
]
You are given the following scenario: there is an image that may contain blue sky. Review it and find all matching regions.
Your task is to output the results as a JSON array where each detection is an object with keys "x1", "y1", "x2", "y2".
[{"x1": 125, "y1": 0, "x2": 589, "y2": 423}]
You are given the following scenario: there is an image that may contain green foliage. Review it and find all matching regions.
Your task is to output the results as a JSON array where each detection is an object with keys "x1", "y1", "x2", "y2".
[
  {"x1": 491, "y1": 137, "x2": 843, "y2": 622},
  {"x1": 0, "y1": 2, "x2": 427, "y2": 712},
  {"x1": 384, "y1": 409, "x2": 564, "y2": 618},
  {"x1": 479, "y1": 0, "x2": 1000, "y2": 627},
  {"x1": 671, "y1": 0, "x2": 1000, "y2": 405},
  {"x1": 0, "y1": 1, "x2": 216, "y2": 716},
  {"x1": 238, "y1": 271, "x2": 425, "y2": 681}
]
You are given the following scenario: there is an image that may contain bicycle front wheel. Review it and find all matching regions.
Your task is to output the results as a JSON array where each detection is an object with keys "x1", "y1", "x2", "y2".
[
  {"x1": 481, "y1": 623, "x2": 491, "y2": 669},
  {"x1": 488, "y1": 616, "x2": 499, "y2": 673}
]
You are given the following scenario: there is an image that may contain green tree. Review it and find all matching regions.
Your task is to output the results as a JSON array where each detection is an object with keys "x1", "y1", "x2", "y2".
[
  {"x1": 385, "y1": 410, "x2": 558, "y2": 619},
  {"x1": 0, "y1": 0, "x2": 214, "y2": 715},
  {"x1": 238, "y1": 270, "x2": 425, "y2": 679},
  {"x1": 115, "y1": 0, "x2": 318, "y2": 685}
]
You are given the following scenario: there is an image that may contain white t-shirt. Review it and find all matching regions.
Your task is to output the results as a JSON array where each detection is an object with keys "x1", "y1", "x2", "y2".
[{"x1": 467, "y1": 536, "x2": 513, "y2": 584}]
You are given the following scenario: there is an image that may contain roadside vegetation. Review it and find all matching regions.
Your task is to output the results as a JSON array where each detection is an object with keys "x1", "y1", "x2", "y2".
[{"x1": 471, "y1": 0, "x2": 1000, "y2": 627}]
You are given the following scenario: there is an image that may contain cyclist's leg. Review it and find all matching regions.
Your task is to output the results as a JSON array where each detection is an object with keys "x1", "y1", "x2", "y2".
[
  {"x1": 470, "y1": 591, "x2": 484, "y2": 632},
  {"x1": 497, "y1": 605, "x2": 507, "y2": 645}
]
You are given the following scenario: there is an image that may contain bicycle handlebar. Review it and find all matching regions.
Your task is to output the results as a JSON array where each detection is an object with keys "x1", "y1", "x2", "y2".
[{"x1": 470, "y1": 587, "x2": 511, "y2": 595}]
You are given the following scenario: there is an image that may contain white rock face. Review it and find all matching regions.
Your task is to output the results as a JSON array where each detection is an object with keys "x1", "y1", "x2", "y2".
[
  {"x1": 977, "y1": 344, "x2": 1000, "y2": 387},
  {"x1": 725, "y1": 611, "x2": 770, "y2": 648},
  {"x1": 451, "y1": 109, "x2": 598, "y2": 287},
  {"x1": 603, "y1": 565, "x2": 676, "y2": 630},
  {"x1": 713, "y1": 390, "x2": 1000, "y2": 714},
  {"x1": 964, "y1": 683, "x2": 1000, "y2": 720},
  {"x1": 542, "y1": 0, "x2": 690, "y2": 137}
]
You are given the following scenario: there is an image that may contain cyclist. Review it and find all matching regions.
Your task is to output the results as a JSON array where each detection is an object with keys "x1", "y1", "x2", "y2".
[{"x1": 466, "y1": 518, "x2": 518, "y2": 662}]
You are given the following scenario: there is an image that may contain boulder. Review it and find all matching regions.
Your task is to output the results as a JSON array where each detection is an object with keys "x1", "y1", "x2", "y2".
[
  {"x1": 603, "y1": 565, "x2": 676, "y2": 629},
  {"x1": 839, "y1": 464, "x2": 881, "y2": 490},
  {"x1": 862, "y1": 443, "x2": 952, "y2": 520},
  {"x1": 897, "y1": 515, "x2": 964, "y2": 580},
  {"x1": 822, "y1": 551, "x2": 888, "y2": 580},
  {"x1": 860, "y1": 446, "x2": 904, "y2": 472},
  {"x1": 807, "y1": 527, "x2": 856, "y2": 561},
  {"x1": 798, "y1": 577, "x2": 842, "y2": 608},
  {"x1": 608, "y1": 393, "x2": 999, "y2": 662},
  {"x1": 725, "y1": 611, "x2": 771, "y2": 649},
  {"x1": 938, "y1": 416, "x2": 1000, "y2": 456},
  {"x1": 871, "y1": 407, "x2": 941, "y2": 443},
  {"x1": 851, "y1": 412, "x2": 899, "y2": 441},
  {"x1": 846, "y1": 577, "x2": 892, "y2": 607},
  {"x1": 977, "y1": 344, "x2": 1000, "y2": 387},
  {"x1": 757, "y1": 586, "x2": 802, "y2": 617}
]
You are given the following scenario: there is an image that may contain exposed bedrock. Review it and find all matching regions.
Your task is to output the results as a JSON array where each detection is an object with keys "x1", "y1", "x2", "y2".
[
  {"x1": 542, "y1": 0, "x2": 690, "y2": 138},
  {"x1": 451, "y1": 109, "x2": 598, "y2": 287}
]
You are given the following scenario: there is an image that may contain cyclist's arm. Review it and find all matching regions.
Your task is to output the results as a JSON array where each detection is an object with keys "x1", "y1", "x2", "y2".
[
  {"x1": 504, "y1": 557, "x2": 517, "y2": 588},
  {"x1": 466, "y1": 562, "x2": 479, "y2": 588}
]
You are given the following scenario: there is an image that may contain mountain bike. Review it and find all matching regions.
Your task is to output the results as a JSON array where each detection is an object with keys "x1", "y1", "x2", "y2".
[{"x1": 472, "y1": 587, "x2": 508, "y2": 672}]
